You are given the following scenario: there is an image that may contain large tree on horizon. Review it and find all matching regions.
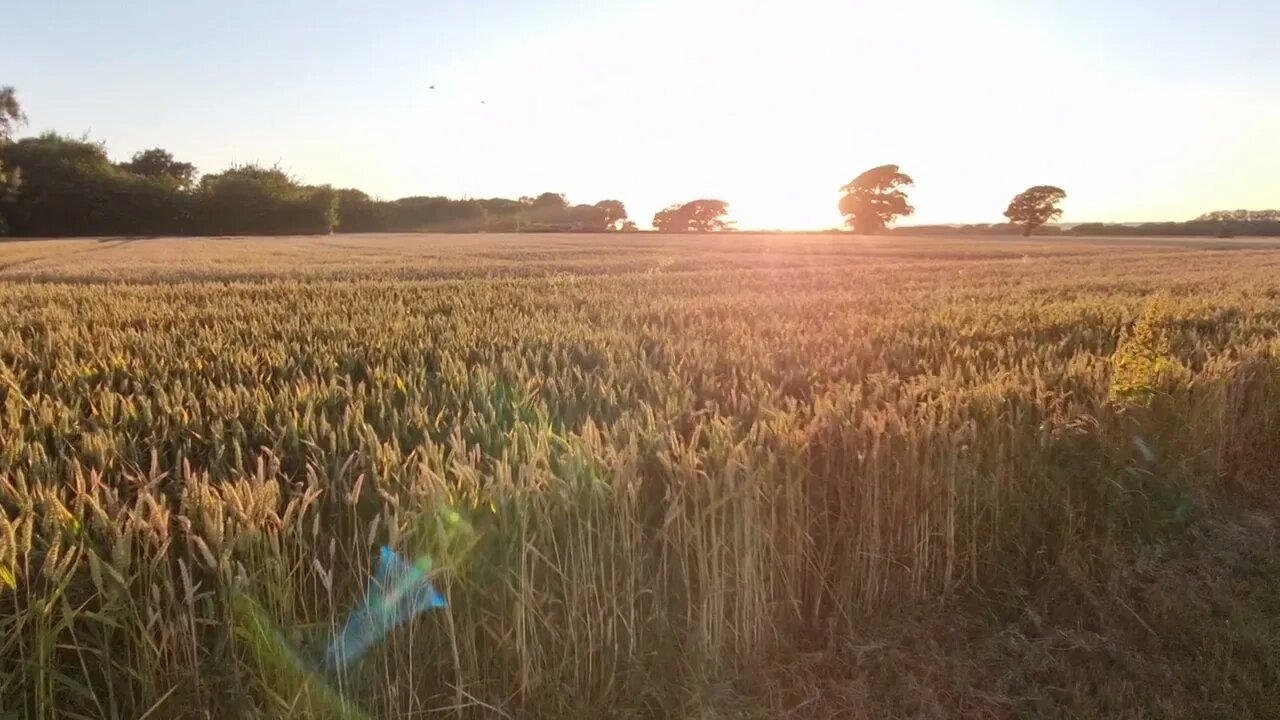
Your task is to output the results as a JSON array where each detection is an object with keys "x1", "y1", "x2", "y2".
[
  {"x1": 839, "y1": 165, "x2": 914, "y2": 234},
  {"x1": 652, "y1": 199, "x2": 731, "y2": 232},
  {"x1": 1004, "y1": 185, "x2": 1066, "y2": 236}
]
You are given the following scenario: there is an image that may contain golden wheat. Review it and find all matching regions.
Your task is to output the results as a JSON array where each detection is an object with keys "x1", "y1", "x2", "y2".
[{"x1": 1, "y1": 233, "x2": 1278, "y2": 718}]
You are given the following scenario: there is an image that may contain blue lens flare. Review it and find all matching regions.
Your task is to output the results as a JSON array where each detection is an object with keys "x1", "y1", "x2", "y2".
[{"x1": 324, "y1": 546, "x2": 447, "y2": 670}]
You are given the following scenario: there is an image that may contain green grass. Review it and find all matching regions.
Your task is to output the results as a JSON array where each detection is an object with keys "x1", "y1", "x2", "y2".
[{"x1": 0, "y1": 233, "x2": 1279, "y2": 718}]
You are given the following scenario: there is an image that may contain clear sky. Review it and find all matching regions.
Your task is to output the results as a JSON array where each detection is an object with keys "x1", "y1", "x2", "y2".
[{"x1": 9, "y1": 0, "x2": 1279, "y2": 229}]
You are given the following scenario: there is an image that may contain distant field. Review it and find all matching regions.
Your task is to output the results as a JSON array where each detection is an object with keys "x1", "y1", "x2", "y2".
[
  {"x1": 3, "y1": 233, "x2": 1280, "y2": 718},
  {"x1": 2, "y1": 231, "x2": 1280, "y2": 281}
]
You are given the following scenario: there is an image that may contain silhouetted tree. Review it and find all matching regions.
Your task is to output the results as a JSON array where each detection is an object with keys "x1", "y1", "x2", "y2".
[
  {"x1": 0, "y1": 87, "x2": 633, "y2": 238},
  {"x1": 118, "y1": 148, "x2": 197, "y2": 189},
  {"x1": 0, "y1": 86, "x2": 26, "y2": 235},
  {"x1": 652, "y1": 199, "x2": 731, "y2": 232},
  {"x1": 566, "y1": 203, "x2": 609, "y2": 231},
  {"x1": 1004, "y1": 185, "x2": 1066, "y2": 236},
  {"x1": 475, "y1": 197, "x2": 525, "y2": 231},
  {"x1": 839, "y1": 165, "x2": 914, "y2": 234},
  {"x1": 1189, "y1": 209, "x2": 1280, "y2": 238},
  {"x1": 593, "y1": 199, "x2": 628, "y2": 230},
  {"x1": 531, "y1": 192, "x2": 568, "y2": 215}
]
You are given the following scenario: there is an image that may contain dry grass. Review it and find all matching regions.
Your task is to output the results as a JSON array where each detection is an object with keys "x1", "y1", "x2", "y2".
[{"x1": 1, "y1": 233, "x2": 1279, "y2": 718}]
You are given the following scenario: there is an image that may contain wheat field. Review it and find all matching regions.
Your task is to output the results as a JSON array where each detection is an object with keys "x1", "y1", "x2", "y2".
[{"x1": 2, "y1": 233, "x2": 1279, "y2": 719}]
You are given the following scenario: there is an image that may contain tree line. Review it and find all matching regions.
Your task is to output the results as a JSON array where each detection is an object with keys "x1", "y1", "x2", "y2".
[
  {"x1": 893, "y1": 208, "x2": 1280, "y2": 238},
  {"x1": 1, "y1": 86, "x2": 1276, "y2": 238},
  {"x1": 0, "y1": 89, "x2": 633, "y2": 237}
]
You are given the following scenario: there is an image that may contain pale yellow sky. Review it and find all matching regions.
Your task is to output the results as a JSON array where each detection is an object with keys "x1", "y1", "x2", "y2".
[
  {"x1": 368, "y1": 0, "x2": 1280, "y2": 228},
  {"x1": 12, "y1": 0, "x2": 1280, "y2": 229}
]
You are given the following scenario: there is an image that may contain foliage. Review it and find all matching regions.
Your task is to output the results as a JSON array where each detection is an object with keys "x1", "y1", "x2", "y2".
[
  {"x1": 117, "y1": 148, "x2": 197, "y2": 189},
  {"x1": 652, "y1": 198, "x2": 731, "y2": 232},
  {"x1": 0, "y1": 86, "x2": 24, "y2": 140},
  {"x1": 894, "y1": 212, "x2": 1280, "y2": 238},
  {"x1": 0, "y1": 136, "x2": 336, "y2": 236},
  {"x1": 0, "y1": 87, "x2": 25, "y2": 235},
  {"x1": 530, "y1": 191, "x2": 567, "y2": 214},
  {"x1": 1110, "y1": 295, "x2": 1187, "y2": 402},
  {"x1": 195, "y1": 164, "x2": 336, "y2": 235},
  {"x1": 0, "y1": 133, "x2": 192, "y2": 236},
  {"x1": 893, "y1": 222, "x2": 1065, "y2": 236},
  {"x1": 0, "y1": 87, "x2": 624, "y2": 237},
  {"x1": 0, "y1": 164, "x2": 16, "y2": 237},
  {"x1": 334, "y1": 188, "x2": 382, "y2": 232},
  {"x1": 1004, "y1": 185, "x2": 1066, "y2": 236},
  {"x1": 329, "y1": 193, "x2": 625, "y2": 234},
  {"x1": 1197, "y1": 209, "x2": 1280, "y2": 223},
  {"x1": 1, "y1": 235, "x2": 1279, "y2": 717},
  {"x1": 839, "y1": 164, "x2": 915, "y2": 234},
  {"x1": 1070, "y1": 216, "x2": 1280, "y2": 238},
  {"x1": 593, "y1": 199, "x2": 628, "y2": 230}
]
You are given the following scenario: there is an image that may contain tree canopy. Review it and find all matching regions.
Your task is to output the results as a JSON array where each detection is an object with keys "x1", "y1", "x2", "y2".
[
  {"x1": 1197, "y1": 209, "x2": 1280, "y2": 223},
  {"x1": 652, "y1": 199, "x2": 731, "y2": 232},
  {"x1": 195, "y1": 164, "x2": 336, "y2": 235},
  {"x1": 330, "y1": 193, "x2": 627, "y2": 233},
  {"x1": 118, "y1": 148, "x2": 197, "y2": 189},
  {"x1": 0, "y1": 135, "x2": 336, "y2": 236},
  {"x1": 0, "y1": 86, "x2": 635, "y2": 237},
  {"x1": 0, "y1": 86, "x2": 25, "y2": 235},
  {"x1": 0, "y1": 86, "x2": 25, "y2": 141},
  {"x1": 839, "y1": 165, "x2": 914, "y2": 234},
  {"x1": 593, "y1": 199, "x2": 628, "y2": 231},
  {"x1": 1004, "y1": 185, "x2": 1066, "y2": 236}
]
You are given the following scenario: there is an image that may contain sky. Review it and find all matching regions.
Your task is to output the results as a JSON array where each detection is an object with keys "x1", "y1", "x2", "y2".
[{"x1": 8, "y1": 0, "x2": 1279, "y2": 229}]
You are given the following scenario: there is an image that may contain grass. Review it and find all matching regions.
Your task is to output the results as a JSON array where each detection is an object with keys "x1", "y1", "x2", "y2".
[{"x1": 1, "y1": 232, "x2": 1279, "y2": 718}]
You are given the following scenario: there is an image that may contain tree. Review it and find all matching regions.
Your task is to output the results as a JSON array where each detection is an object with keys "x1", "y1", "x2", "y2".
[
  {"x1": 530, "y1": 192, "x2": 568, "y2": 215},
  {"x1": 652, "y1": 199, "x2": 731, "y2": 232},
  {"x1": 0, "y1": 86, "x2": 26, "y2": 235},
  {"x1": 1197, "y1": 209, "x2": 1280, "y2": 223},
  {"x1": 1004, "y1": 185, "x2": 1066, "y2": 236},
  {"x1": 118, "y1": 148, "x2": 197, "y2": 189},
  {"x1": 839, "y1": 165, "x2": 914, "y2": 234},
  {"x1": 0, "y1": 132, "x2": 196, "y2": 236},
  {"x1": 0, "y1": 86, "x2": 25, "y2": 141},
  {"x1": 512, "y1": 192, "x2": 572, "y2": 228},
  {"x1": 566, "y1": 203, "x2": 609, "y2": 231},
  {"x1": 0, "y1": 86, "x2": 635, "y2": 238},
  {"x1": 0, "y1": 132, "x2": 118, "y2": 236},
  {"x1": 593, "y1": 199, "x2": 628, "y2": 230},
  {"x1": 196, "y1": 164, "x2": 335, "y2": 235},
  {"x1": 335, "y1": 188, "x2": 384, "y2": 232}
]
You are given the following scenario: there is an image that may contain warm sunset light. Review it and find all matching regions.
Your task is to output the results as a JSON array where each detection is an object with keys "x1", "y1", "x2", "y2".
[
  {"x1": 5, "y1": 2, "x2": 1280, "y2": 717},
  {"x1": 9, "y1": 0, "x2": 1277, "y2": 230}
]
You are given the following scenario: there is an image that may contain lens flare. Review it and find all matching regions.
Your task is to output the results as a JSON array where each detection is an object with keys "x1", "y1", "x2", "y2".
[{"x1": 323, "y1": 546, "x2": 448, "y2": 670}]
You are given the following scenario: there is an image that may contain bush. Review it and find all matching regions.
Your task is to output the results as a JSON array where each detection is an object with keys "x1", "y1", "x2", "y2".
[{"x1": 194, "y1": 166, "x2": 335, "y2": 235}]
